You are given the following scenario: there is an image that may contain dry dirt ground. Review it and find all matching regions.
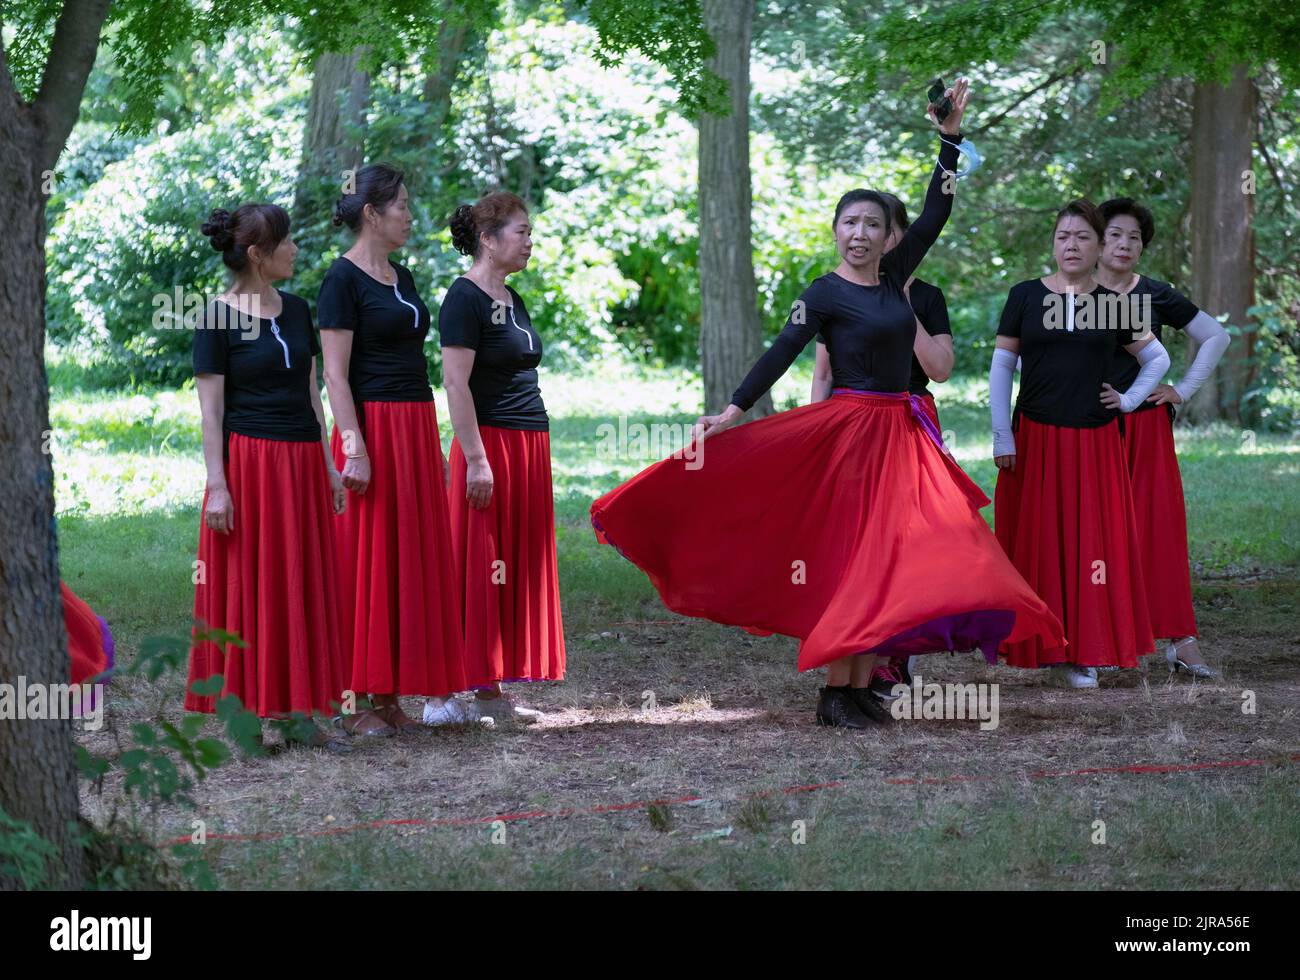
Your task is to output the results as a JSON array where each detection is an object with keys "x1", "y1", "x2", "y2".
[{"x1": 76, "y1": 574, "x2": 1300, "y2": 889}]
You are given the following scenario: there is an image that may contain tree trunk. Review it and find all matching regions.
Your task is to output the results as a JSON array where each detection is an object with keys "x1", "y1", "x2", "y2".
[
  {"x1": 0, "y1": 0, "x2": 111, "y2": 891},
  {"x1": 292, "y1": 49, "x2": 371, "y2": 232},
  {"x1": 1184, "y1": 64, "x2": 1256, "y2": 426},
  {"x1": 698, "y1": 0, "x2": 772, "y2": 417},
  {"x1": 423, "y1": 5, "x2": 472, "y2": 134}
]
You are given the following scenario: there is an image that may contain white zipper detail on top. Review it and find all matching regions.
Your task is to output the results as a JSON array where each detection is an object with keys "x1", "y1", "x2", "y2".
[
  {"x1": 392, "y1": 282, "x2": 419, "y2": 329},
  {"x1": 269, "y1": 317, "x2": 291, "y2": 368},
  {"x1": 509, "y1": 306, "x2": 535, "y2": 352}
]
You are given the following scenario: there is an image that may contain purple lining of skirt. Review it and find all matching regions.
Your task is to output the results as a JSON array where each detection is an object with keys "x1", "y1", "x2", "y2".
[
  {"x1": 865, "y1": 609, "x2": 1015, "y2": 664},
  {"x1": 75, "y1": 615, "x2": 116, "y2": 717}
]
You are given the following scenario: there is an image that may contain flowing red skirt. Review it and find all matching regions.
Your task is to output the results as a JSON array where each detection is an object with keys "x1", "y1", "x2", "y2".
[
  {"x1": 591, "y1": 391, "x2": 1063, "y2": 672},
  {"x1": 330, "y1": 401, "x2": 467, "y2": 697},
  {"x1": 1122, "y1": 407, "x2": 1197, "y2": 639},
  {"x1": 62, "y1": 582, "x2": 114, "y2": 716},
  {"x1": 994, "y1": 415, "x2": 1155, "y2": 668},
  {"x1": 448, "y1": 425, "x2": 566, "y2": 685},
  {"x1": 187, "y1": 434, "x2": 349, "y2": 717}
]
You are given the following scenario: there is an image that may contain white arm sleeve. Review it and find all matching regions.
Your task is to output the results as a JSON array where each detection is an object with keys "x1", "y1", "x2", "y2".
[
  {"x1": 1172, "y1": 311, "x2": 1230, "y2": 403},
  {"x1": 990, "y1": 347, "x2": 1017, "y2": 457},
  {"x1": 1118, "y1": 337, "x2": 1171, "y2": 412}
]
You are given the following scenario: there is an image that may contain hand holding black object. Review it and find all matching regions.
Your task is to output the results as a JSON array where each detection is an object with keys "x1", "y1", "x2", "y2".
[{"x1": 928, "y1": 77, "x2": 970, "y2": 136}]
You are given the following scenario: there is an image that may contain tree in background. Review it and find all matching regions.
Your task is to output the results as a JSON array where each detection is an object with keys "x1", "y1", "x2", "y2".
[
  {"x1": 0, "y1": 0, "x2": 721, "y2": 889},
  {"x1": 698, "y1": 0, "x2": 772, "y2": 416},
  {"x1": 840, "y1": 0, "x2": 1300, "y2": 425}
]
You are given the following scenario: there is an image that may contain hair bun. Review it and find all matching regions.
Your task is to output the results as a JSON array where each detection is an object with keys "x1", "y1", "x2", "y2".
[
  {"x1": 332, "y1": 198, "x2": 346, "y2": 228},
  {"x1": 201, "y1": 208, "x2": 235, "y2": 252},
  {"x1": 449, "y1": 204, "x2": 476, "y2": 256}
]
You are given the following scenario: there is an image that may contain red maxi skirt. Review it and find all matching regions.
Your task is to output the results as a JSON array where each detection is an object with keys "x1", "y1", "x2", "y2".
[
  {"x1": 448, "y1": 425, "x2": 566, "y2": 685},
  {"x1": 994, "y1": 415, "x2": 1155, "y2": 668},
  {"x1": 331, "y1": 400, "x2": 467, "y2": 697},
  {"x1": 62, "y1": 581, "x2": 114, "y2": 714},
  {"x1": 187, "y1": 433, "x2": 349, "y2": 717},
  {"x1": 1122, "y1": 406, "x2": 1197, "y2": 640},
  {"x1": 590, "y1": 390, "x2": 1064, "y2": 672}
]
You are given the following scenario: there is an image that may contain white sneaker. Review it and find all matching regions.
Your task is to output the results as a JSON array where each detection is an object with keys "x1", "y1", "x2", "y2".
[
  {"x1": 1053, "y1": 665, "x2": 1098, "y2": 689},
  {"x1": 422, "y1": 696, "x2": 482, "y2": 725}
]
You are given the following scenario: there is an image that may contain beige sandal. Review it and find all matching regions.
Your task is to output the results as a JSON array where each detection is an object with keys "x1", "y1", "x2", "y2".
[{"x1": 333, "y1": 710, "x2": 396, "y2": 738}]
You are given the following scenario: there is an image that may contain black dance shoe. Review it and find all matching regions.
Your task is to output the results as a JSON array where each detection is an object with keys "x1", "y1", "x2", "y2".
[
  {"x1": 816, "y1": 685, "x2": 881, "y2": 729},
  {"x1": 848, "y1": 686, "x2": 897, "y2": 725}
]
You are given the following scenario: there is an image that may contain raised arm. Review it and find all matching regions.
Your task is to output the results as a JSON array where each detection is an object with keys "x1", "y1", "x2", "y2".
[{"x1": 886, "y1": 78, "x2": 971, "y2": 282}]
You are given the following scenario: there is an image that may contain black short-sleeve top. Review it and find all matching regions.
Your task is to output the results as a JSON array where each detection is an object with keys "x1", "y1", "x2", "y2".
[
  {"x1": 192, "y1": 290, "x2": 321, "y2": 442},
  {"x1": 1107, "y1": 275, "x2": 1197, "y2": 414},
  {"x1": 316, "y1": 256, "x2": 433, "y2": 403},
  {"x1": 996, "y1": 278, "x2": 1140, "y2": 428},
  {"x1": 437, "y1": 276, "x2": 549, "y2": 431},
  {"x1": 905, "y1": 278, "x2": 951, "y2": 397}
]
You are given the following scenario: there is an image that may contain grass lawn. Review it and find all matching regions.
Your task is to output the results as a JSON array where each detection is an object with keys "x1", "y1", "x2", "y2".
[{"x1": 53, "y1": 360, "x2": 1300, "y2": 889}]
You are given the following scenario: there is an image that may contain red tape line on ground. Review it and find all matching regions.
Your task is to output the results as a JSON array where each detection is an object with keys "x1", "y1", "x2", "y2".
[{"x1": 156, "y1": 752, "x2": 1300, "y2": 848}]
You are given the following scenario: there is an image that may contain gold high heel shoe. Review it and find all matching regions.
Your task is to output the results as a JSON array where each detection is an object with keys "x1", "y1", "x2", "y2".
[{"x1": 1166, "y1": 636, "x2": 1220, "y2": 679}]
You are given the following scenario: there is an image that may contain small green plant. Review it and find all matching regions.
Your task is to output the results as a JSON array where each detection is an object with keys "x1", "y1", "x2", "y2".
[
  {"x1": 76, "y1": 627, "x2": 268, "y2": 889},
  {"x1": 646, "y1": 802, "x2": 674, "y2": 833},
  {"x1": 0, "y1": 809, "x2": 59, "y2": 890},
  {"x1": 737, "y1": 797, "x2": 772, "y2": 834}
]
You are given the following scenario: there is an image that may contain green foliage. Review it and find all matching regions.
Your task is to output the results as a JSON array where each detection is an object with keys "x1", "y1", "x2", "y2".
[
  {"x1": 3, "y1": 0, "x2": 723, "y2": 127},
  {"x1": 841, "y1": 1, "x2": 1300, "y2": 100},
  {"x1": 70, "y1": 626, "x2": 273, "y2": 889},
  {"x1": 46, "y1": 39, "x2": 303, "y2": 384},
  {"x1": 0, "y1": 809, "x2": 60, "y2": 890},
  {"x1": 578, "y1": 0, "x2": 727, "y2": 116},
  {"x1": 32, "y1": 0, "x2": 1300, "y2": 428},
  {"x1": 1242, "y1": 302, "x2": 1300, "y2": 431}
]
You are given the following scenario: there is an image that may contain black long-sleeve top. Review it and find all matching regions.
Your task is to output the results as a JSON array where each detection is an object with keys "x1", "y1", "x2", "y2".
[{"x1": 730, "y1": 133, "x2": 963, "y2": 412}]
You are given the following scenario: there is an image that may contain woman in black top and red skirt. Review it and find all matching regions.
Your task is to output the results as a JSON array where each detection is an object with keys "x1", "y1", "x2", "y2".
[
  {"x1": 318, "y1": 165, "x2": 469, "y2": 735},
  {"x1": 811, "y1": 190, "x2": 954, "y2": 701},
  {"x1": 187, "y1": 204, "x2": 350, "y2": 750},
  {"x1": 1096, "y1": 197, "x2": 1230, "y2": 678},
  {"x1": 989, "y1": 199, "x2": 1171, "y2": 687},
  {"x1": 593, "y1": 82, "x2": 1064, "y2": 729},
  {"x1": 437, "y1": 192, "x2": 565, "y2": 723}
]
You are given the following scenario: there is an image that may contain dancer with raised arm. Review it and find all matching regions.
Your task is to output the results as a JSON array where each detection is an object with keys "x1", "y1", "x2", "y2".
[
  {"x1": 594, "y1": 81, "x2": 1064, "y2": 729},
  {"x1": 810, "y1": 190, "x2": 953, "y2": 704}
]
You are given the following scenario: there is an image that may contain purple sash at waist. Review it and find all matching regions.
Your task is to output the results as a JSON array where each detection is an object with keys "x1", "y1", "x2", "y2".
[{"x1": 831, "y1": 388, "x2": 947, "y2": 456}]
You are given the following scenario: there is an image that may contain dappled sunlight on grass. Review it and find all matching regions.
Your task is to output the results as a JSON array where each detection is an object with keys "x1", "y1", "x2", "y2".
[{"x1": 49, "y1": 364, "x2": 1300, "y2": 569}]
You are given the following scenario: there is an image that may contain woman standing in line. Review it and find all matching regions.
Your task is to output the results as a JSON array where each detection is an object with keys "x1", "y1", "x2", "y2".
[
  {"x1": 1095, "y1": 197, "x2": 1230, "y2": 678},
  {"x1": 435, "y1": 192, "x2": 565, "y2": 724},
  {"x1": 989, "y1": 199, "x2": 1170, "y2": 688},
  {"x1": 187, "y1": 203, "x2": 350, "y2": 750},
  {"x1": 318, "y1": 165, "x2": 469, "y2": 734}
]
